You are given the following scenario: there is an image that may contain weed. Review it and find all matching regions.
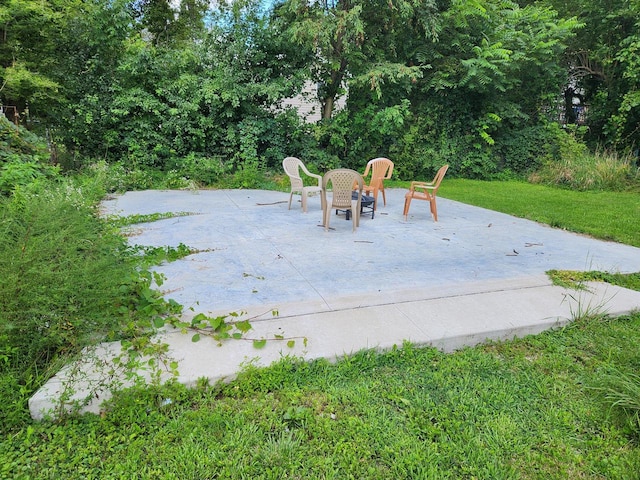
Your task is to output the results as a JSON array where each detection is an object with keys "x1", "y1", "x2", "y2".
[
  {"x1": 106, "y1": 211, "x2": 196, "y2": 228},
  {"x1": 532, "y1": 146, "x2": 640, "y2": 191},
  {"x1": 596, "y1": 369, "x2": 640, "y2": 436}
]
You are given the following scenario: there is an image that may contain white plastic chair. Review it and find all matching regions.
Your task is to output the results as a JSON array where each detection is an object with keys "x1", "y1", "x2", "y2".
[{"x1": 282, "y1": 157, "x2": 322, "y2": 213}]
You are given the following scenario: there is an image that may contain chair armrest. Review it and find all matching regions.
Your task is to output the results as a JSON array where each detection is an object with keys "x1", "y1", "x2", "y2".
[
  {"x1": 309, "y1": 172, "x2": 322, "y2": 187},
  {"x1": 409, "y1": 180, "x2": 434, "y2": 192},
  {"x1": 300, "y1": 164, "x2": 323, "y2": 187}
]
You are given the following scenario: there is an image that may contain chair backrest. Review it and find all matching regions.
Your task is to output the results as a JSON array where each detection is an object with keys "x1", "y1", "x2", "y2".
[
  {"x1": 323, "y1": 169, "x2": 363, "y2": 209},
  {"x1": 283, "y1": 156, "x2": 304, "y2": 190},
  {"x1": 363, "y1": 158, "x2": 394, "y2": 187},
  {"x1": 431, "y1": 164, "x2": 449, "y2": 193}
]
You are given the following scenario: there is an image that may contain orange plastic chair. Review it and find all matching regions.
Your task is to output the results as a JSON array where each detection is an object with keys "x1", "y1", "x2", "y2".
[
  {"x1": 361, "y1": 157, "x2": 394, "y2": 211},
  {"x1": 322, "y1": 169, "x2": 364, "y2": 232},
  {"x1": 282, "y1": 157, "x2": 323, "y2": 213},
  {"x1": 403, "y1": 164, "x2": 449, "y2": 222}
]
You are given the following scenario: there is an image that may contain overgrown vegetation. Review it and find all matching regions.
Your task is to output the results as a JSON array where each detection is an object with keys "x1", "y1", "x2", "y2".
[
  {"x1": 530, "y1": 127, "x2": 640, "y2": 191},
  {"x1": 0, "y1": 118, "x2": 58, "y2": 195},
  {"x1": 0, "y1": 177, "x2": 186, "y2": 429},
  {"x1": 3, "y1": 0, "x2": 640, "y2": 182}
]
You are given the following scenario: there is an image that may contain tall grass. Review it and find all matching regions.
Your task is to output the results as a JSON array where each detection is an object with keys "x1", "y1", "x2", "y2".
[
  {"x1": 530, "y1": 146, "x2": 640, "y2": 191},
  {"x1": 597, "y1": 370, "x2": 640, "y2": 431},
  {"x1": 0, "y1": 174, "x2": 186, "y2": 431},
  {"x1": 0, "y1": 179, "x2": 123, "y2": 426}
]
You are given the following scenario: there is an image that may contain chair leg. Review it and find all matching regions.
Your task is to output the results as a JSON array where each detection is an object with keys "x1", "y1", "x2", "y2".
[
  {"x1": 381, "y1": 186, "x2": 386, "y2": 206},
  {"x1": 351, "y1": 197, "x2": 360, "y2": 231},
  {"x1": 431, "y1": 199, "x2": 438, "y2": 222},
  {"x1": 323, "y1": 202, "x2": 331, "y2": 231},
  {"x1": 403, "y1": 196, "x2": 411, "y2": 218},
  {"x1": 288, "y1": 192, "x2": 293, "y2": 210},
  {"x1": 301, "y1": 192, "x2": 308, "y2": 213},
  {"x1": 321, "y1": 192, "x2": 327, "y2": 229}
]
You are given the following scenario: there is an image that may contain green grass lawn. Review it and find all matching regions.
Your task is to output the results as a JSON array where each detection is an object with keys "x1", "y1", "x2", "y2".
[
  {"x1": 3, "y1": 315, "x2": 639, "y2": 479},
  {"x1": 2, "y1": 179, "x2": 639, "y2": 479}
]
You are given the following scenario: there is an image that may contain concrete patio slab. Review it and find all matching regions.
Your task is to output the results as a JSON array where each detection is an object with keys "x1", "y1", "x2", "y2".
[{"x1": 29, "y1": 188, "x2": 640, "y2": 419}]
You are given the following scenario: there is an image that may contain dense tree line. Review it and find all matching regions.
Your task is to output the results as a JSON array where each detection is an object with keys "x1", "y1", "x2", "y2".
[{"x1": 1, "y1": 0, "x2": 638, "y2": 182}]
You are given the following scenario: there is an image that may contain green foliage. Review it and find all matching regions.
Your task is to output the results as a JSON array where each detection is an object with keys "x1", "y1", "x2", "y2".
[
  {"x1": 342, "y1": 0, "x2": 581, "y2": 180},
  {"x1": 0, "y1": 172, "x2": 194, "y2": 431},
  {"x1": 127, "y1": 243, "x2": 198, "y2": 267},
  {"x1": 549, "y1": 0, "x2": 640, "y2": 149},
  {"x1": 548, "y1": 270, "x2": 640, "y2": 291},
  {"x1": 0, "y1": 117, "x2": 47, "y2": 161},
  {"x1": 0, "y1": 159, "x2": 57, "y2": 196},
  {"x1": 0, "y1": 183, "x2": 115, "y2": 349},
  {"x1": 495, "y1": 124, "x2": 557, "y2": 174},
  {"x1": 315, "y1": 101, "x2": 412, "y2": 169},
  {"x1": 0, "y1": 118, "x2": 58, "y2": 194},
  {"x1": 0, "y1": 0, "x2": 71, "y2": 119},
  {"x1": 2, "y1": 311, "x2": 640, "y2": 477},
  {"x1": 59, "y1": 0, "x2": 311, "y2": 174},
  {"x1": 607, "y1": 32, "x2": 640, "y2": 147},
  {"x1": 280, "y1": 0, "x2": 366, "y2": 120},
  {"x1": 2, "y1": 0, "x2": 639, "y2": 182},
  {"x1": 386, "y1": 104, "x2": 501, "y2": 180},
  {"x1": 84, "y1": 161, "x2": 197, "y2": 192},
  {"x1": 167, "y1": 154, "x2": 230, "y2": 186},
  {"x1": 132, "y1": 0, "x2": 208, "y2": 46},
  {"x1": 531, "y1": 137, "x2": 640, "y2": 191},
  {"x1": 596, "y1": 369, "x2": 640, "y2": 437}
]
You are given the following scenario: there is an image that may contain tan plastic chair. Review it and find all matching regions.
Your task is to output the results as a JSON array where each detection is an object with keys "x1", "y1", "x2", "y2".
[
  {"x1": 282, "y1": 156, "x2": 323, "y2": 213},
  {"x1": 322, "y1": 169, "x2": 364, "y2": 232},
  {"x1": 361, "y1": 157, "x2": 394, "y2": 211},
  {"x1": 403, "y1": 164, "x2": 449, "y2": 222}
]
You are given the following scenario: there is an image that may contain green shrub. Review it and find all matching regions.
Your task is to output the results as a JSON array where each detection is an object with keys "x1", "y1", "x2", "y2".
[
  {"x1": 531, "y1": 136, "x2": 640, "y2": 191},
  {"x1": 0, "y1": 117, "x2": 58, "y2": 195},
  {"x1": 0, "y1": 117, "x2": 48, "y2": 163},
  {"x1": 89, "y1": 161, "x2": 159, "y2": 192},
  {"x1": 0, "y1": 176, "x2": 155, "y2": 430},
  {"x1": 0, "y1": 182, "x2": 127, "y2": 365},
  {"x1": 0, "y1": 158, "x2": 59, "y2": 195},
  {"x1": 495, "y1": 124, "x2": 556, "y2": 175},
  {"x1": 168, "y1": 153, "x2": 230, "y2": 186},
  {"x1": 390, "y1": 121, "x2": 499, "y2": 181}
]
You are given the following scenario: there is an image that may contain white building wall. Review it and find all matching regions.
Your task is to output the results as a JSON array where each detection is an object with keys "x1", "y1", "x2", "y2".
[{"x1": 280, "y1": 81, "x2": 347, "y2": 123}]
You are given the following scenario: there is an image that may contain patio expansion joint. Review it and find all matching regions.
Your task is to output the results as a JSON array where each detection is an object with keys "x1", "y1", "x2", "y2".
[{"x1": 253, "y1": 279, "x2": 557, "y2": 323}]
